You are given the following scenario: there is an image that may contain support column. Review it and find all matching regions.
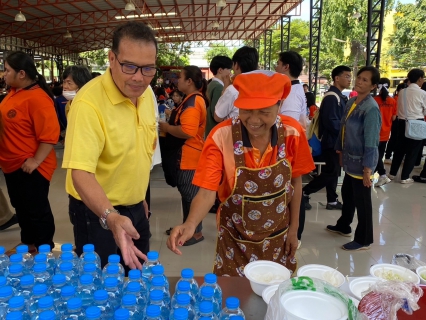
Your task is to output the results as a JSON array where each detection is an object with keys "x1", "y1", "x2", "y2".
[
  {"x1": 55, "y1": 55, "x2": 64, "y2": 83},
  {"x1": 308, "y1": 0, "x2": 323, "y2": 95},
  {"x1": 280, "y1": 16, "x2": 291, "y2": 52},
  {"x1": 263, "y1": 29, "x2": 273, "y2": 70},
  {"x1": 366, "y1": 0, "x2": 386, "y2": 68}
]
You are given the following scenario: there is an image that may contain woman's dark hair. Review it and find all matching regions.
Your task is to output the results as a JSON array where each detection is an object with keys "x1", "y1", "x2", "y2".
[
  {"x1": 63, "y1": 66, "x2": 92, "y2": 89},
  {"x1": 182, "y1": 65, "x2": 209, "y2": 108},
  {"x1": 378, "y1": 77, "x2": 390, "y2": 102},
  {"x1": 5, "y1": 51, "x2": 54, "y2": 101},
  {"x1": 171, "y1": 89, "x2": 184, "y2": 98},
  {"x1": 394, "y1": 83, "x2": 407, "y2": 97},
  {"x1": 357, "y1": 66, "x2": 380, "y2": 86}
]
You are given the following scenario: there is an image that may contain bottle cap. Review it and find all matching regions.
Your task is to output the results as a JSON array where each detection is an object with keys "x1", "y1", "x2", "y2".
[
  {"x1": 38, "y1": 245, "x2": 50, "y2": 253},
  {"x1": 201, "y1": 286, "x2": 214, "y2": 298},
  {"x1": 67, "y1": 297, "x2": 82, "y2": 310},
  {"x1": 20, "y1": 275, "x2": 34, "y2": 286},
  {"x1": 204, "y1": 273, "x2": 217, "y2": 284},
  {"x1": 61, "y1": 243, "x2": 73, "y2": 252},
  {"x1": 0, "y1": 246, "x2": 5, "y2": 255},
  {"x1": 9, "y1": 254, "x2": 22, "y2": 263},
  {"x1": 114, "y1": 308, "x2": 130, "y2": 320},
  {"x1": 83, "y1": 263, "x2": 96, "y2": 273},
  {"x1": 79, "y1": 274, "x2": 93, "y2": 285},
  {"x1": 121, "y1": 294, "x2": 136, "y2": 306},
  {"x1": 128, "y1": 269, "x2": 141, "y2": 280},
  {"x1": 232, "y1": 317, "x2": 244, "y2": 320},
  {"x1": 0, "y1": 286, "x2": 13, "y2": 298},
  {"x1": 33, "y1": 263, "x2": 47, "y2": 273},
  {"x1": 146, "y1": 305, "x2": 161, "y2": 317},
  {"x1": 35, "y1": 254, "x2": 47, "y2": 263},
  {"x1": 108, "y1": 254, "x2": 120, "y2": 264},
  {"x1": 52, "y1": 274, "x2": 66, "y2": 285},
  {"x1": 226, "y1": 296, "x2": 240, "y2": 309},
  {"x1": 8, "y1": 296, "x2": 25, "y2": 308},
  {"x1": 104, "y1": 277, "x2": 118, "y2": 288},
  {"x1": 61, "y1": 285, "x2": 75, "y2": 297},
  {"x1": 126, "y1": 282, "x2": 140, "y2": 292},
  {"x1": 59, "y1": 262, "x2": 72, "y2": 272},
  {"x1": 16, "y1": 245, "x2": 28, "y2": 254},
  {"x1": 149, "y1": 289, "x2": 163, "y2": 301},
  {"x1": 151, "y1": 265, "x2": 164, "y2": 275},
  {"x1": 9, "y1": 264, "x2": 23, "y2": 274},
  {"x1": 60, "y1": 252, "x2": 73, "y2": 261},
  {"x1": 0, "y1": 276, "x2": 6, "y2": 287},
  {"x1": 38, "y1": 296, "x2": 53, "y2": 308},
  {"x1": 173, "y1": 308, "x2": 189, "y2": 320},
  {"x1": 85, "y1": 306, "x2": 101, "y2": 318},
  {"x1": 181, "y1": 268, "x2": 194, "y2": 279},
  {"x1": 38, "y1": 311, "x2": 55, "y2": 320},
  {"x1": 151, "y1": 276, "x2": 164, "y2": 287},
  {"x1": 32, "y1": 284, "x2": 48, "y2": 295},
  {"x1": 83, "y1": 253, "x2": 96, "y2": 262},
  {"x1": 83, "y1": 244, "x2": 95, "y2": 253},
  {"x1": 5, "y1": 311, "x2": 22, "y2": 320},
  {"x1": 177, "y1": 281, "x2": 190, "y2": 292},
  {"x1": 147, "y1": 251, "x2": 159, "y2": 260},
  {"x1": 176, "y1": 293, "x2": 190, "y2": 305},
  {"x1": 106, "y1": 265, "x2": 119, "y2": 274},
  {"x1": 94, "y1": 289, "x2": 108, "y2": 301},
  {"x1": 199, "y1": 301, "x2": 213, "y2": 313}
]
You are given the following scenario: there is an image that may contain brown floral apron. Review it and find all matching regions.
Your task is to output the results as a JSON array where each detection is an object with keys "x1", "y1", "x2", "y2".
[{"x1": 213, "y1": 117, "x2": 297, "y2": 277}]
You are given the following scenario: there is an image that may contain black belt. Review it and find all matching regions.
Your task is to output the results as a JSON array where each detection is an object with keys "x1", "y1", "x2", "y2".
[{"x1": 70, "y1": 196, "x2": 141, "y2": 209}]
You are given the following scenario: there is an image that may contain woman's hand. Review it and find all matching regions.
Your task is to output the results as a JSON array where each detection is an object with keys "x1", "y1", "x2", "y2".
[
  {"x1": 166, "y1": 223, "x2": 196, "y2": 255},
  {"x1": 21, "y1": 158, "x2": 40, "y2": 174},
  {"x1": 285, "y1": 229, "x2": 298, "y2": 259},
  {"x1": 363, "y1": 170, "x2": 372, "y2": 188},
  {"x1": 158, "y1": 122, "x2": 169, "y2": 133}
]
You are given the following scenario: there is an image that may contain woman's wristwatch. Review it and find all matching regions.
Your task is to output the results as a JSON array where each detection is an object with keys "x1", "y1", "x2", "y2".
[{"x1": 99, "y1": 208, "x2": 120, "y2": 230}]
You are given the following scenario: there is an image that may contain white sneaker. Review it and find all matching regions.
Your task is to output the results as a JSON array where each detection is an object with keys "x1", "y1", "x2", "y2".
[
  {"x1": 388, "y1": 174, "x2": 395, "y2": 180},
  {"x1": 401, "y1": 178, "x2": 414, "y2": 184},
  {"x1": 375, "y1": 176, "x2": 391, "y2": 187},
  {"x1": 384, "y1": 159, "x2": 392, "y2": 164}
]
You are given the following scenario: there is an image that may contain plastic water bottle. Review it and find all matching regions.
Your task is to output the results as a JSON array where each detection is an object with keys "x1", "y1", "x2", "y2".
[
  {"x1": 64, "y1": 297, "x2": 85, "y2": 319},
  {"x1": 196, "y1": 287, "x2": 220, "y2": 317},
  {"x1": 200, "y1": 274, "x2": 222, "y2": 309},
  {"x1": 219, "y1": 297, "x2": 245, "y2": 320},
  {"x1": 6, "y1": 296, "x2": 29, "y2": 320},
  {"x1": 150, "y1": 265, "x2": 169, "y2": 290},
  {"x1": 176, "y1": 269, "x2": 199, "y2": 298},
  {"x1": 33, "y1": 296, "x2": 56, "y2": 319},
  {"x1": 103, "y1": 278, "x2": 121, "y2": 310},
  {"x1": 143, "y1": 305, "x2": 161, "y2": 320},
  {"x1": 123, "y1": 270, "x2": 147, "y2": 298},
  {"x1": 6, "y1": 264, "x2": 24, "y2": 287},
  {"x1": 148, "y1": 290, "x2": 169, "y2": 319},
  {"x1": 76, "y1": 274, "x2": 95, "y2": 309},
  {"x1": 15, "y1": 245, "x2": 34, "y2": 272},
  {"x1": 27, "y1": 284, "x2": 48, "y2": 317},
  {"x1": 93, "y1": 290, "x2": 114, "y2": 320},
  {"x1": 79, "y1": 245, "x2": 101, "y2": 269},
  {"x1": 38, "y1": 245, "x2": 56, "y2": 273},
  {"x1": 0, "y1": 246, "x2": 10, "y2": 276},
  {"x1": 121, "y1": 295, "x2": 142, "y2": 319},
  {"x1": 8, "y1": 254, "x2": 25, "y2": 275},
  {"x1": 141, "y1": 252, "x2": 160, "y2": 287},
  {"x1": 56, "y1": 262, "x2": 78, "y2": 286},
  {"x1": 195, "y1": 301, "x2": 218, "y2": 320},
  {"x1": 150, "y1": 276, "x2": 170, "y2": 307},
  {"x1": 102, "y1": 266, "x2": 123, "y2": 289},
  {"x1": 56, "y1": 286, "x2": 75, "y2": 316},
  {"x1": 171, "y1": 308, "x2": 189, "y2": 320},
  {"x1": 59, "y1": 252, "x2": 78, "y2": 273},
  {"x1": 81, "y1": 263, "x2": 102, "y2": 289},
  {"x1": 38, "y1": 310, "x2": 56, "y2": 320},
  {"x1": 123, "y1": 282, "x2": 147, "y2": 312},
  {"x1": 0, "y1": 286, "x2": 14, "y2": 319},
  {"x1": 32, "y1": 264, "x2": 52, "y2": 287},
  {"x1": 17, "y1": 275, "x2": 34, "y2": 301},
  {"x1": 102, "y1": 255, "x2": 124, "y2": 286},
  {"x1": 114, "y1": 309, "x2": 130, "y2": 320},
  {"x1": 6, "y1": 311, "x2": 23, "y2": 320},
  {"x1": 47, "y1": 274, "x2": 67, "y2": 305},
  {"x1": 60, "y1": 244, "x2": 79, "y2": 262},
  {"x1": 79, "y1": 253, "x2": 98, "y2": 275},
  {"x1": 85, "y1": 306, "x2": 101, "y2": 320},
  {"x1": 34, "y1": 254, "x2": 54, "y2": 277},
  {"x1": 170, "y1": 294, "x2": 195, "y2": 320},
  {"x1": 172, "y1": 281, "x2": 197, "y2": 307}
]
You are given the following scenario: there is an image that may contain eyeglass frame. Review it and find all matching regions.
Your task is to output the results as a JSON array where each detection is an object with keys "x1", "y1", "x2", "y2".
[{"x1": 113, "y1": 52, "x2": 159, "y2": 77}]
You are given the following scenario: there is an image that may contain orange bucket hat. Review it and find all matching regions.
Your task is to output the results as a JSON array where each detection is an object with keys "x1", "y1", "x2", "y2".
[{"x1": 233, "y1": 70, "x2": 291, "y2": 109}]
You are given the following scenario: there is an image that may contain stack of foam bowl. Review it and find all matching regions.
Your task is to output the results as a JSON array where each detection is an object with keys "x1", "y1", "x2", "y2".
[
  {"x1": 296, "y1": 264, "x2": 345, "y2": 288},
  {"x1": 244, "y1": 260, "x2": 291, "y2": 296},
  {"x1": 370, "y1": 263, "x2": 420, "y2": 284},
  {"x1": 416, "y1": 266, "x2": 426, "y2": 285},
  {"x1": 349, "y1": 277, "x2": 381, "y2": 300}
]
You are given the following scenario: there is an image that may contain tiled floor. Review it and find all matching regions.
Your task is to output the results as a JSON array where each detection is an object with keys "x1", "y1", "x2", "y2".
[{"x1": 0, "y1": 148, "x2": 425, "y2": 278}]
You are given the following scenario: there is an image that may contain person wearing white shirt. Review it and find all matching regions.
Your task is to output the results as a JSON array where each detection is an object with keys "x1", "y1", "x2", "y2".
[
  {"x1": 275, "y1": 51, "x2": 308, "y2": 129},
  {"x1": 389, "y1": 69, "x2": 426, "y2": 183},
  {"x1": 214, "y1": 46, "x2": 259, "y2": 122}
]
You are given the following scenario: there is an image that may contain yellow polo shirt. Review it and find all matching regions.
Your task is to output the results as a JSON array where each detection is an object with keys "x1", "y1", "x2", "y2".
[{"x1": 62, "y1": 68, "x2": 157, "y2": 206}]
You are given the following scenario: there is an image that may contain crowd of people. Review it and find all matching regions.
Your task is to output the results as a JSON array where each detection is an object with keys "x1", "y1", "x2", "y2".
[{"x1": 0, "y1": 21, "x2": 425, "y2": 275}]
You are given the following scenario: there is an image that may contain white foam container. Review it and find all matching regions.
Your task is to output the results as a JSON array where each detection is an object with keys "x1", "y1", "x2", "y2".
[
  {"x1": 244, "y1": 260, "x2": 290, "y2": 296},
  {"x1": 349, "y1": 276, "x2": 380, "y2": 300},
  {"x1": 370, "y1": 263, "x2": 420, "y2": 284},
  {"x1": 296, "y1": 264, "x2": 345, "y2": 287},
  {"x1": 416, "y1": 266, "x2": 426, "y2": 285}
]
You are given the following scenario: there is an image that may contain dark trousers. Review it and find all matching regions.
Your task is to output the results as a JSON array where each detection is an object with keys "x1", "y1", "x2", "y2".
[
  {"x1": 176, "y1": 169, "x2": 202, "y2": 233},
  {"x1": 4, "y1": 169, "x2": 55, "y2": 248},
  {"x1": 297, "y1": 195, "x2": 305, "y2": 240},
  {"x1": 385, "y1": 118, "x2": 398, "y2": 159},
  {"x1": 376, "y1": 141, "x2": 388, "y2": 176},
  {"x1": 415, "y1": 140, "x2": 425, "y2": 166},
  {"x1": 390, "y1": 119, "x2": 425, "y2": 180},
  {"x1": 69, "y1": 197, "x2": 150, "y2": 272},
  {"x1": 303, "y1": 148, "x2": 340, "y2": 203},
  {"x1": 336, "y1": 174, "x2": 373, "y2": 246}
]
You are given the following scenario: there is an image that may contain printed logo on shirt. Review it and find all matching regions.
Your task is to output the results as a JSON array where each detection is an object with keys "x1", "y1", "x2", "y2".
[{"x1": 7, "y1": 109, "x2": 17, "y2": 118}]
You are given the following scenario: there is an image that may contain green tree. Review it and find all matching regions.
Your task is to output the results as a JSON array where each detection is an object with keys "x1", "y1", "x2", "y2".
[
  {"x1": 203, "y1": 44, "x2": 237, "y2": 63},
  {"x1": 80, "y1": 49, "x2": 108, "y2": 67},
  {"x1": 388, "y1": 0, "x2": 426, "y2": 70},
  {"x1": 156, "y1": 42, "x2": 192, "y2": 67}
]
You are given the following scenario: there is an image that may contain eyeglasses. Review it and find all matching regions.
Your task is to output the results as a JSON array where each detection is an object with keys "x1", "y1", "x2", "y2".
[{"x1": 114, "y1": 52, "x2": 159, "y2": 77}]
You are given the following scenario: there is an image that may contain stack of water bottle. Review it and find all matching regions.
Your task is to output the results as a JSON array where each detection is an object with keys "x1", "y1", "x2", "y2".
[{"x1": 0, "y1": 244, "x2": 246, "y2": 320}]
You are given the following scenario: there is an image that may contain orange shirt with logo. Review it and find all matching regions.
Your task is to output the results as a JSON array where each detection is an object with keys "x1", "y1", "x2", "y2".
[
  {"x1": 373, "y1": 96, "x2": 397, "y2": 142},
  {"x1": 193, "y1": 115, "x2": 315, "y2": 202},
  {"x1": 0, "y1": 86, "x2": 59, "y2": 180}
]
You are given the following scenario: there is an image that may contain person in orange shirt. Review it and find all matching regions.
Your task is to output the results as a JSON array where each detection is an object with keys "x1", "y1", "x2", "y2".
[
  {"x1": 166, "y1": 71, "x2": 315, "y2": 276},
  {"x1": 0, "y1": 51, "x2": 60, "y2": 250},
  {"x1": 159, "y1": 66, "x2": 208, "y2": 246},
  {"x1": 374, "y1": 78, "x2": 397, "y2": 187}
]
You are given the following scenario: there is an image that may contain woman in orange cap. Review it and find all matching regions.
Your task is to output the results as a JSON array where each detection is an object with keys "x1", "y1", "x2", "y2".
[{"x1": 167, "y1": 70, "x2": 315, "y2": 276}]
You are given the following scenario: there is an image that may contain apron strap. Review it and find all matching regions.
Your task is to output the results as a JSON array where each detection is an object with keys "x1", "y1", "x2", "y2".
[
  {"x1": 231, "y1": 118, "x2": 245, "y2": 167},
  {"x1": 275, "y1": 117, "x2": 286, "y2": 161}
]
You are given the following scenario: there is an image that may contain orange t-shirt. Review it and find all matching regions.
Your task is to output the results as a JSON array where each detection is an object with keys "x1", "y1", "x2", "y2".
[
  {"x1": 374, "y1": 96, "x2": 397, "y2": 142},
  {"x1": 0, "y1": 86, "x2": 59, "y2": 180},
  {"x1": 309, "y1": 104, "x2": 318, "y2": 119},
  {"x1": 192, "y1": 115, "x2": 315, "y2": 202},
  {"x1": 175, "y1": 93, "x2": 207, "y2": 170}
]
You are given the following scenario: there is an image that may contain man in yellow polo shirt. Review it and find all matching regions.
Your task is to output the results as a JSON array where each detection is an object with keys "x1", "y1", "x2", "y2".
[{"x1": 62, "y1": 21, "x2": 158, "y2": 270}]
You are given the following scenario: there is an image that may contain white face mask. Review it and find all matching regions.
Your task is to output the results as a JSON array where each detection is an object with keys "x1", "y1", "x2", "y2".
[{"x1": 63, "y1": 90, "x2": 77, "y2": 101}]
